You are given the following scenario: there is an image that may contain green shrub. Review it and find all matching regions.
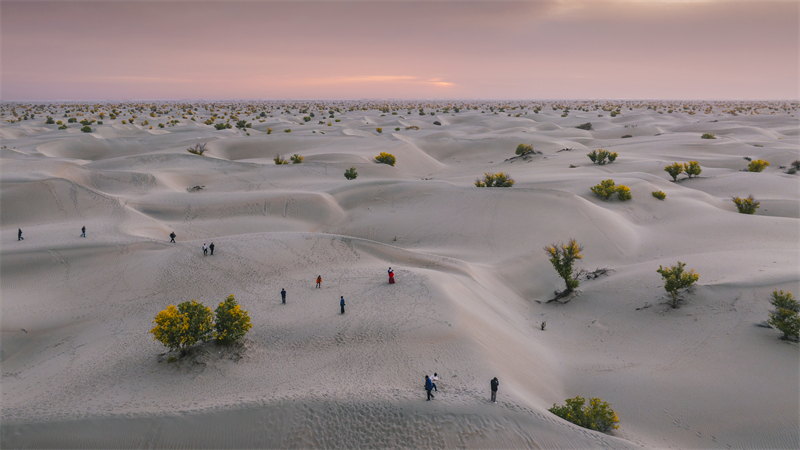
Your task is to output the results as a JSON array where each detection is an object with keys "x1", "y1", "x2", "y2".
[
  {"x1": 587, "y1": 149, "x2": 617, "y2": 165},
  {"x1": 150, "y1": 300, "x2": 214, "y2": 354},
  {"x1": 45, "y1": 116, "x2": 55, "y2": 124},
  {"x1": 575, "y1": 122, "x2": 593, "y2": 131},
  {"x1": 683, "y1": 161, "x2": 702, "y2": 178},
  {"x1": 475, "y1": 172, "x2": 514, "y2": 187},
  {"x1": 58, "y1": 124, "x2": 67, "y2": 130},
  {"x1": 516, "y1": 144, "x2": 534, "y2": 155},
  {"x1": 284, "y1": 129, "x2": 291, "y2": 133},
  {"x1": 701, "y1": 133, "x2": 716, "y2": 139},
  {"x1": 375, "y1": 152, "x2": 396, "y2": 166},
  {"x1": 590, "y1": 179, "x2": 617, "y2": 200},
  {"x1": 68, "y1": 117, "x2": 77, "y2": 123},
  {"x1": 748, "y1": 159, "x2": 769, "y2": 172},
  {"x1": 290, "y1": 154, "x2": 304, "y2": 164},
  {"x1": 405, "y1": 125, "x2": 419, "y2": 130},
  {"x1": 235, "y1": 120, "x2": 251, "y2": 129},
  {"x1": 187, "y1": 143, "x2": 207, "y2": 156},
  {"x1": 544, "y1": 239, "x2": 584, "y2": 293},
  {"x1": 344, "y1": 166, "x2": 358, "y2": 180},
  {"x1": 664, "y1": 162, "x2": 684, "y2": 181},
  {"x1": 732, "y1": 195, "x2": 759, "y2": 214},
  {"x1": 657, "y1": 262, "x2": 699, "y2": 308},
  {"x1": 616, "y1": 185, "x2": 631, "y2": 201},
  {"x1": 214, "y1": 123, "x2": 230, "y2": 130},
  {"x1": 621, "y1": 134, "x2": 632, "y2": 138},
  {"x1": 274, "y1": 154, "x2": 288, "y2": 165},
  {"x1": 375, "y1": 127, "x2": 382, "y2": 133},
  {"x1": 652, "y1": 190, "x2": 666, "y2": 200},
  {"x1": 549, "y1": 396, "x2": 619, "y2": 433},
  {"x1": 791, "y1": 160, "x2": 800, "y2": 171},
  {"x1": 214, "y1": 294, "x2": 252, "y2": 344},
  {"x1": 158, "y1": 123, "x2": 165, "y2": 128},
  {"x1": 80, "y1": 126, "x2": 92, "y2": 133},
  {"x1": 303, "y1": 116, "x2": 311, "y2": 122},
  {"x1": 768, "y1": 290, "x2": 800, "y2": 340},
  {"x1": 395, "y1": 127, "x2": 400, "y2": 131}
]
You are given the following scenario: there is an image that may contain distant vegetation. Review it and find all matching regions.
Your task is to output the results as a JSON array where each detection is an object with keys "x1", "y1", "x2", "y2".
[
  {"x1": 544, "y1": 239, "x2": 583, "y2": 300},
  {"x1": 652, "y1": 190, "x2": 666, "y2": 200},
  {"x1": 274, "y1": 154, "x2": 288, "y2": 165},
  {"x1": 549, "y1": 396, "x2": 619, "y2": 433},
  {"x1": 747, "y1": 159, "x2": 769, "y2": 172},
  {"x1": 587, "y1": 149, "x2": 617, "y2": 165},
  {"x1": 591, "y1": 179, "x2": 630, "y2": 201},
  {"x1": 375, "y1": 152, "x2": 396, "y2": 166},
  {"x1": 732, "y1": 195, "x2": 760, "y2": 214},
  {"x1": 376, "y1": 127, "x2": 382, "y2": 133},
  {"x1": 290, "y1": 154, "x2": 304, "y2": 164},
  {"x1": 187, "y1": 143, "x2": 207, "y2": 156},
  {"x1": 683, "y1": 161, "x2": 702, "y2": 178},
  {"x1": 701, "y1": 133, "x2": 716, "y2": 139},
  {"x1": 80, "y1": 126, "x2": 92, "y2": 133},
  {"x1": 664, "y1": 162, "x2": 684, "y2": 181},
  {"x1": 516, "y1": 144, "x2": 534, "y2": 156},
  {"x1": 344, "y1": 167, "x2": 358, "y2": 180},
  {"x1": 475, "y1": 172, "x2": 514, "y2": 187},
  {"x1": 768, "y1": 290, "x2": 799, "y2": 340},
  {"x1": 575, "y1": 122, "x2": 593, "y2": 131},
  {"x1": 657, "y1": 262, "x2": 699, "y2": 308}
]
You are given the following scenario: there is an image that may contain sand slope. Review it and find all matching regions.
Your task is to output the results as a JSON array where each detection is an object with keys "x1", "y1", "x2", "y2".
[{"x1": 1, "y1": 101, "x2": 798, "y2": 449}]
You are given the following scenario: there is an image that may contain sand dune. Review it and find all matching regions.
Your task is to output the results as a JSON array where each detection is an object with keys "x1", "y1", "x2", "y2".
[{"x1": 1, "y1": 100, "x2": 798, "y2": 449}]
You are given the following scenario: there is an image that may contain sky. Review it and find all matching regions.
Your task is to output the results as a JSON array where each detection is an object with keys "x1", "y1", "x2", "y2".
[{"x1": 2, "y1": 0, "x2": 798, "y2": 100}]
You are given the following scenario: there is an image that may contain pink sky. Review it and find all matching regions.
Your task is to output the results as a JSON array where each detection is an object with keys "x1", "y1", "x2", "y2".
[{"x1": 2, "y1": 1, "x2": 797, "y2": 100}]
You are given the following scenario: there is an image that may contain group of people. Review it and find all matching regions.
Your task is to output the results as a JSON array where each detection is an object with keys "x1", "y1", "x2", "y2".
[
  {"x1": 202, "y1": 242, "x2": 215, "y2": 256},
  {"x1": 425, "y1": 374, "x2": 499, "y2": 403},
  {"x1": 16, "y1": 226, "x2": 86, "y2": 241}
]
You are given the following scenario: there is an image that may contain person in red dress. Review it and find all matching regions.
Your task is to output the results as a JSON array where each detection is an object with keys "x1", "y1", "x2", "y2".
[{"x1": 388, "y1": 267, "x2": 395, "y2": 284}]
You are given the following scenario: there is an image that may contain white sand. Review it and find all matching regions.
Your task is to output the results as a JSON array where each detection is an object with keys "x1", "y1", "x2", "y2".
[{"x1": 1, "y1": 100, "x2": 798, "y2": 448}]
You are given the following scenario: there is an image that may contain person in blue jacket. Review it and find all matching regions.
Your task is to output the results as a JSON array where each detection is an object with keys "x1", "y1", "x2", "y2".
[
  {"x1": 340, "y1": 296, "x2": 345, "y2": 314},
  {"x1": 425, "y1": 375, "x2": 434, "y2": 401}
]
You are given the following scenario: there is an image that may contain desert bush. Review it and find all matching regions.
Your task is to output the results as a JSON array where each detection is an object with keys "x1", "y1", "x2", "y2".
[
  {"x1": 657, "y1": 262, "x2": 699, "y2": 308},
  {"x1": 395, "y1": 127, "x2": 400, "y2": 131},
  {"x1": 274, "y1": 154, "x2": 288, "y2": 165},
  {"x1": 590, "y1": 179, "x2": 617, "y2": 200},
  {"x1": 97, "y1": 121, "x2": 103, "y2": 125},
  {"x1": 214, "y1": 294, "x2": 252, "y2": 344},
  {"x1": 768, "y1": 290, "x2": 800, "y2": 340},
  {"x1": 80, "y1": 119, "x2": 91, "y2": 126},
  {"x1": 701, "y1": 133, "x2": 716, "y2": 139},
  {"x1": 433, "y1": 121, "x2": 441, "y2": 126},
  {"x1": 621, "y1": 134, "x2": 632, "y2": 138},
  {"x1": 475, "y1": 172, "x2": 515, "y2": 187},
  {"x1": 544, "y1": 239, "x2": 584, "y2": 293},
  {"x1": 344, "y1": 167, "x2": 358, "y2": 180},
  {"x1": 58, "y1": 124, "x2": 67, "y2": 130},
  {"x1": 575, "y1": 122, "x2": 593, "y2": 131},
  {"x1": 375, "y1": 152, "x2": 396, "y2": 166},
  {"x1": 187, "y1": 143, "x2": 207, "y2": 156},
  {"x1": 290, "y1": 154, "x2": 304, "y2": 164},
  {"x1": 235, "y1": 120, "x2": 251, "y2": 129},
  {"x1": 616, "y1": 185, "x2": 631, "y2": 201},
  {"x1": 266, "y1": 127, "x2": 273, "y2": 134},
  {"x1": 732, "y1": 195, "x2": 760, "y2": 214},
  {"x1": 68, "y1": 117, "x2": 77, "y2": 123},
  {"x1": 45, "y1": 116, "x2": 54, "y2": 124},
  {"x1": 214, "y1": 123, "x2": 230, "y2": 130},
  {"x1": 587, "y1": 149, "x2": 617, "y2": 165},
  {"x1": 791, "y1": 160, "x2": 800, "y2": 171},
  {"x1": 516, "y1": 144, "x2": 534, "y2": 156},
  {"x1": 748, "y1": 159, "x2": 769, "y2": 172},
  {"x1": 652, "y1": 190, "x2": 666, "y2": 200},
  {"x1": 303, "y1": 116, "x2": 311, "y2": 122},
  {"x1": 284, "y1": 129, "x2": 291, "y2": 133},
  {"x1": 664, "y1": 162, "x2": 684, "y2": 181},
  {"x1": 683, "y1": 161, "x2": 702, "y2": 178},
  {"x1": 376, "y1": 127, "x2": 382, "y2": 133},
  {"x1": 150, "y1": 300, "x2": 214, "y2": 354},
  {"x1": 158, "y1": 123, "x2": 165, "y2": 128},
  {"x1": 80, "y1": 126, "x2": 92, "y2": 133},
  {"x1": 549, "y1": 396, "x2": 619, "y2": 433},
  {"x1": 56, "y1": 120, "x2": 63, "y2": 125}
]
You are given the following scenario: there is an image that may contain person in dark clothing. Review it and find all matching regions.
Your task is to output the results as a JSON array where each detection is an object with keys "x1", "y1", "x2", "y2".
[
  {"x1": 169, "y1": 231, "x2": 176, "y2": 243},
  {"x1": 340, "y1": 296, "x2": 345, "y2": 314},
  {"x1": 18, "y1": 228, "x2": 23, "y2": 241},
  {"x1": 490, "y1": 377, "x2": 499, "y2": 403},
  {"x1": 209, "y1": 242, "x2": 215, "y2": 255},
  {"x1": 81, "y1": 226, "x2": 86, "y2": 238},
  {"x1": 425, "y1": 375, "x2": 434, "y2": 401},
  {"x1": 281, "y1": 288, "x2": 286, "y2": 304}
]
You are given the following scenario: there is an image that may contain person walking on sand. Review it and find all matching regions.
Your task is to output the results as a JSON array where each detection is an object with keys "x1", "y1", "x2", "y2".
[
  {"x1": 81, "y1": 226, "x2": 86, "y2": 238},
  {"x1": 340, "y1": 296, "x2": 345, "y2": 314},
  {"x1": 425, "y1": 375, "x2": 434, "y2": 401},
  {"x1": 388, "y1": 267, "x2": 395, "y2": 284},
  {"x1": 209, "y1": 242, "x2": 215, "y2": 255},
  {"x1": 202, "y1": 243, "x2": 208, "y2": 256},
  {"x1": 281, "y1": 288, "x2": 286, "y2": 305},
  {"x1": 169, "y1": 231, "x2": 176, "y2": 243},
  {"x1": 490, "y1": 377, "x2": 499, "y2": 403},
  {"x1": 431, "y1": 373, "x2": 439, "y2": 393},
  {"x1": 316, "y1": 275, "x2": 322, "y2": 288},
  {"x1": 18, "y1": 228, "x2": 23, "y2": 241}
]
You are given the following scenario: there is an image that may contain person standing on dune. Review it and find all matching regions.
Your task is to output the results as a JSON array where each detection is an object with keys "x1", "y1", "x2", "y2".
[
  {"x1": 340, "y1": 295, "x2": 345, "y2": 314},
  {"x1": 388, "y1": 267, "x2": 395, "y2": 284},
  {"x1": 202, "y1": 243, "x2": 208, "y2": 256},
  {"x1": 316, "y1": 275, "x2": 322, "y2": 288},
  {"x1": 490, "y1": 377, "x2": 499, "y2": 403},
  {"x1": 169, "y1": 231, "x2": 176, "y2": 243},
  {"x1": 209, "y1": 242, "x2": 215, "y2": 255},
  {"x1": 81, "y1": 226, "x2": 86, "y2": 238},
  {"x1": 281, "y1": 288, "x2": 286, "y2": 304},
  {"x1": 18, "y1": 228, "x2": 23, "y2": 241},
  {"x1": 425, "y1": 375, "x2": 434, "y2": 401}
]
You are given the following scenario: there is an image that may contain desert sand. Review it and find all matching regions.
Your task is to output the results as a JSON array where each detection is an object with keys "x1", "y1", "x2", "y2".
[{"x1": 1, "y1": 100, "x2": 798, "y2": 449}]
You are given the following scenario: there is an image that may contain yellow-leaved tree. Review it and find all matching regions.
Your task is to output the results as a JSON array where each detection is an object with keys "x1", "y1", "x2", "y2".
[
  {"x1": 214, "y1": 295, "x2": 252, "y2": 344},
  {"x1": 150, "y1": 300, "x2": 214, "y2": 354}
]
